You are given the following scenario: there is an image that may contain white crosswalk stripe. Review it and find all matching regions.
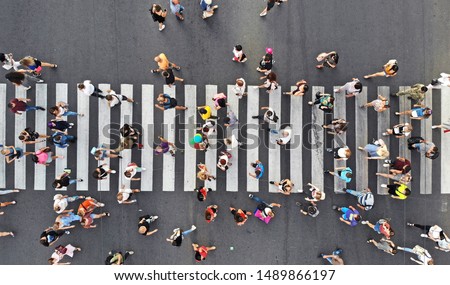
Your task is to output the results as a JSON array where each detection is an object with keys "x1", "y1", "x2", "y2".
[
  {"x1": 0, "y1": 83, "x2": 444, "y2": 196},
  {"x1": 333, "y1": 86, "x2": 347, "y2": 192},
  {"x1": 441, "y1": 86, "x2": 450, "y2": 194}
]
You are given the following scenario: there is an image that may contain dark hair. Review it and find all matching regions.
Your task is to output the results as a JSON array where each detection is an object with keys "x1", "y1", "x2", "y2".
[
  {"x1": 77, "y1": 83, "x2": 85, "y2": 89},
  {"x1": 421, "y1": 86, "x2": 428, "y2": 92},
  {"x1": 404, "y1": 188, "x2": 411, "y2": 196},
  {"x1": 217, "y1": 98, "x2": 226, "y2": 107},
  {"x1": 223, "y1": 117, "x2": 230, "y2": 124},
  {"x1": 124, "y1": 171, "x2": 132, "y2": 178},
  {"x1": 236, "y1": 79, "x2": 244, "y2": 87},
  {"x1": 205, "y1": 212, "x2": 212, "y2": 220},
  {"x1": 234, "y1": 45, "x2": 242, "y2": 51},
  {"x1": 7, "y1": 103, "x2": 13, "y2": 108},
  {"x1": 267, "y1": 72, "x2": 277, "y2": 82},
  {"x1": 49, "y1": 106, "x2": 59, "y2": 115},
  {"x1": 391, "y1": 64, "x2": 399, "y2": 73},
  {"x1": 255, "y1": 170, "x2": 261, "y2": 176},
  {"x1": 308, "y1": 206, "x2": 317, "y2": 215},
  {"x1": 105, "y1": 95, "x2": 113, "y2": 101},
  {"x1": 389, "y1": 230, "x2": 395, "y2": 237},
  {"x1": 199, "y1": 108, "x2": 207, "y2": 114},
  {"x1": 18, "y1": 135, "x2": 26, "y2": 141},
  {"x1": 346, "y1": 172, "x2": 352, "y2": 179},
  {"x1": 53, "y1": 135, "x2": 62, "y2": 142},
  {"x1": 162, "y1": 71, "x2": 169, "y2": 77},
  {"x1": 235, "y1": 213, "x2": 244, "y2": 223},
  {"x1": 194, "y1": 252, "x2": 202, "y2": 261},
  {"x1": 52, "y1": 181, "x2": 60, "y2": 188},
  {"x1": 264, "y1": 54, "x2": 272, "y2": 61},
  {"x1": 403, "y1": 165, "x2": 411, "y2": 173},
  {"x1": 303, "y1": 84, "x2": 309, "y2": 92},
  {"x1": 154, "y1": 4, "x2": 162, "y2": 12},
  {"x1": 219, "y1": 159, "x2": 227, "y2": 165},
  {"x1": 5, "y1": 72, "x2": 25, "y2": 84},
  {"x1": 31, "y1": 155, "x2": 39, "y2": 163},
  {"x1": 354, "y1": 215, "x2": 361, "y2": 222},
  {"x1": 0, "y1": 53, "x2": 6, "y2": 62},
  {"x1": 197, "y1": 192, "x2": 205, "y2": 201},
  {"x1": 354, "y1": 82, "x2": 363, "y2": 90},
  {"x1": 391, "y1": 248, "x2": 398, "y2": 254}
]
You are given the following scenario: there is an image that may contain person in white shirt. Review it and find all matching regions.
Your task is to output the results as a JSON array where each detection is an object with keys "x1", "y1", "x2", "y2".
[
  {"x1": 334, "y1": 78, "x2": 363, "y2": 98},
  {"x1": 397, "y1": 245, "x2": 434, "y2": 265},
  {"x1": 199, "y1": 120, "x2": 216, "y2": 137},
  {"x1": 232, "y1": 45, "x2": 247, "y2": 63},
  {"x1": 407, "y1": 223, "x2": 450, "y2": 252},
  {"x1": 428, "y1": 72, "x2": 450, "y2": 89},
  {"x1": 269, "y1": 126, "x2": 292, "y2": 145},
  {"x1": 53, "y1": 194, "x2": 86, "y2": 214},
  {"x1": 123, "y1": 163, "x2": 146, "y2": 181},
  {"x1": 233, "y1": 78, "x2": 247, "y2": 99},
  {"x1": 224, "y1": 134, "x2": 242, "y2": 151},
  {"x1": 1, "y1": 53, "x2": 20, "y2": 71},
  {"x1": 77, "y1": 80, "x2": 105, "y2": 99},
  {"x1": 217, "y1": 151, "x2": 232, "y2": 172},
  {"x1": 117, "y1": 185, "x2": 140, "y2": 204},
  {"x1": 105, "y1": 89, "x2": 134, "y2": 108}
]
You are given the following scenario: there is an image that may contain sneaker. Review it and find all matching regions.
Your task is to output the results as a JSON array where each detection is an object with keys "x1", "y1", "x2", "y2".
[
  {"x1": 308, "y1": 101, "x2": 313, "y2": 106},
  {"x1": 395, "y1": 112, "x2": 400, "y2": 116},
  {"x1": 383, "y1": 163, "x2": 390, "y2": 167},
  {"x1": 260, "y1": 11, "x2": 267, "y2": 17},
  {"x1": 380, "y1": 184, "x2": 387, "y2": 188},
  {"x1": 384, "y1": 159, "x2": 392, "y2": 164},
  {"x1": 332, "y1": 205, "x2": 338, "y2": 210},
  {"x1": 251, "y1": 116, "x2": 259, "y2": 119},
  {"x1": 98, "y1": 203, "x2": 105, "y2": 207},
  {"x1": 361, "y1": 221, "x2": 369, "y2": 225},
  {"x1": 37, "y1": 79, "x2": 44, "y2": 83},
  {"x1": 406, "y1": 222, "x2": 414, "y2": 227},
  {"x1": 150, "y1": 216, "x2": 159, "y2": 222},
  {"x1": 269, "y1": 181, "x2": 275, "y2": 184},
  {"x1": 9, "y1": 232, "x2": 14, "y2": 237},
  {"x1": 11, "y1": 201, "x2": 16, "y2": 205},
  {"x1": 431, "y1": 125, "x2": 438, "y2": 129},
  {"x1": 324, "y1": 170, "x2": 330, "y2": 174},
  {"x1": 104, "y1": 212, "x2": 111, "y2": 217},
  {"x1": 367, "y1": 238, "x2": 373, "y2": 243},
  {"x1": 78, "y1": 113, "x2": 84, "y2": 117},
  {"x1": 191, "y1": 225, "x2": 197, "y2": 230},
  {"x1": 318, "y1": 253, "x2": 324, "y2": 258},
  {"x1": 420, "y1": 234, "x2": 428, "y2": 238},
  {"x1": 69, "y1": 123, "x2": 75, "y2": 127},
  {"x1": 174, "y1": 66, "x2": 181, "y2": 71},
  {"x1": 126, "y1": 251, "x2": 135, "y2": 255},
  {"x1": 141, "y1": 168, "x2": 146, "y2": 171},
  {"x1": 38, "y1": 107, "x2": 46, "y2": 111},
  {"x1": 130, "y1": 200, "x2": 137, "y2": 203},
  {"x1": 297, "y1": 189, "x2": 303, "y2": 193},
  {"x1": 65, "y1": 231, "x2": 71, "y2": 235},
  {"x1": 326, "y1": 148, "x2": 332, "y2": 152},
  {"x1": 248, "y1": 194, "x2": 254, "y2": 199},
  {"x1": 78, "y1": 179, "x2": 84, "y2": 182},
  {"x1": 382, "y1": 132, "x2": 388, "y2": 136},
  {"x1": 159, "y1": 24, "x2": 165, "y2": 31},
  {"x1": 360, "y1": 105, "x2": 366, "y2": 108},
  {"x1": 110, "y1": 170, "x2": 116, "y2": 174},
  {"x1": 24, "y1": 86, "x2": 32, "y2": 90},
  {"x1": 151, "y1": 69, "x2": 158, "y2": 73}
]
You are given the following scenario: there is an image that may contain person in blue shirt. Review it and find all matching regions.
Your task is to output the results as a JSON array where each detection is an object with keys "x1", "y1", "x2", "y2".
[
  {"x1": 333, "y1": 205, "x2": 361, "y2": 227},
  {"x1": 52, "y1": 132, "x2": 76, "y2": 148},
  {"x1": 249, "y1": 160, "x2": 264, "y2": 179},
  {"x1": 200, "y1": 0, "x2": 218, "y2": 19},
  {"x1": 169, "y1": 0, "x2": 184, "y2": 20},
  {"x1": 154, "y1": 93, "x2": 187, "y2": 111},
  {"x1": 324, "y1": 166, "x2": 352, "y2": 183}
]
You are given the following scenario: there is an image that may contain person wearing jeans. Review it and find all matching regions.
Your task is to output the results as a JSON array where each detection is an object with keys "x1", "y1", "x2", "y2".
[
  {"x1": 8, "y1": 98, "x2": 45, "y2": 114},
  {"x1": 0, "y1": 189, "x2": 20, "y2": 195},
  {"x1": 319, "y1": 249, "x2": 344, "y2": 265},
  {"x1": 343, "y1": 188, "x2": 374, "y2": 211}
]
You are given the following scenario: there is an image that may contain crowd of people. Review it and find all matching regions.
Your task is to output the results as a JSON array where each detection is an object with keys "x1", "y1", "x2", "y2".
[{"x1": 1, "y1": 0, "x2": 449, "y2": 265}]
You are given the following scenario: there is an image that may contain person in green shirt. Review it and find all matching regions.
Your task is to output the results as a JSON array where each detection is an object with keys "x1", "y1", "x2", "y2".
[
  {"x1": 381, "y1": 182, "x2": 410, "y2": 200},
  {"x1": 393, "y1": 84, "x2": 428, "y2": 104}
]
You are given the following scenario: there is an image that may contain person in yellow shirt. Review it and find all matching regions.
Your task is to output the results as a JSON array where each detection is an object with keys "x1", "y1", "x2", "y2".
[
  {"x1": 197, "y1": 106, "x2": 218, "y2": 121},
  {"x1": 151, "y1": 53, "x2": 181, "y2": 73}
]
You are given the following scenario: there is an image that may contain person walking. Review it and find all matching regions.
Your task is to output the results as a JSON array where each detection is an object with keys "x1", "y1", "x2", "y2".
[
  {"x1": 248, "y1": 194, "x2": 281, "y2": 222},
  {"x1": 92, "y1": 146, "x2": 122, "y2": 161},
  {"x1": 322, "y1": 119, "x2": 348, "y2": 135},
  {"x1": 52, "y1": 171, "x2": 83, "y2": 189},
  {"x1": 53, "y1": 211, "x2": 80, "y2": 230},
  {"x1": 334, "y1": 78, "x2": 363, "y2": 98},
  {"x1": 0, "y1": 200, "x2": 16, "y2": 214},
  {"x1": 324, "y1": 166, "x2": 353, "y2": 183},
  {"x1": 252, "y1": 106, "x2": 279, "y2": 128},
  {"x1": 283, "y1": 80, "x2": 309, "y2": 96},
  {"x1": 77, "y1": 197, "x2": 105, "y2": 217},
  {"x1": 326, "y1": 145, "x2": 351, "y2": 161},
  {"x1": 105, "y1": 89, "x2": 134, "y2": 108},
  {"x1": 212, "y1": 92, "x2": 228, "y2": 110},
  {"x1": 1, "y1": 52, "x2": 20, "y2": 70},
  {"x1": 205, "y1": 205, "x2": 218, "y2": 223},
  {"x1": 149, "y1": 4, "x2": 167, "y2": 31},
  {"x1": 77, "y1": 80, "x2": 105, "y2": 99},
  {"x1": 302, "y1": 182, "x2": 326, "y2": 203},
  {"x1": 217, "y1": 151, "x2": 232, "y2": 172},
  {"x1": 123, "y1": 162, "x2": 146, "y2": 181},
  {"x1": 367, "y1": 238, "x2": 397, "y2": 256},
  {"x1": 382, "y1": 123, "x2": 413, "y2": 138},
  {"x1": 93, "y1": 164, "x2": 116, "y2": 180},
  {"x1": 358, "y1": 138, "x2": 389, "y2": 160},
  {"x1": 197, "y1": 105, "x2": 218, "y2": 121},
  {"x1": 395, "y1": 105, "x2": 432, "y2": 120},
  {"x1": 80, "y1": 211, "x2": 110, "y2": 229},
  {"x1": 200, "y1": 0, "x2": 219, "y2": 19},
  {"x1": 364, "y1": 59, "x2": 398, "y2": 78},
  {"x1": 269, "y1": 178, "x2": 294, "y2": 196},
  {"x1": 408, "y1": 137, "x2": 439, "y2": 159},
  {"x1": 232, "y1": 45, "x2": 247, "y2": 63},
  {"x1": 333, "y1": 205, "x2": 361, "y2": 227},
  {"x1": 49, "y1": 101, "x2": 83, "y2": 119},
  {"x1": 138, "y1": 215, "x2": 159, "y2": 236},
  {"x1": 105, "y1": 250, "x2": 134, "y2": 265},
  {"x1": 31, "y1": 146, "x2": 63, "y2": 166},
  {"x1": 197, "y1": 163, "x2": 216, "y2": 181},
  {"x1": 397, "y1": 245, "x2": 434, "y2": 265},
  {"x1": 257, "y1": 72, "x2": 279, "y2": 94},
  {"x1": 343, "y1": 188, "x2": 374, "y2": 211},
  {"x1": 1, "y1": 145, "x2": 32, "y2": 164},
  {"x1": 256, "y1": 48, "x2": 274, "y2": 74},
  {"x1": 18, "y1": 127, "x2": 49, "y2": 145},
  {"x1": 384, "y1": 157, "x2": 411, "y2": 175},
  {"x1": 117, "y1": 185, "x2": 140, "y2": 204},
  {"x1": 151, "y1": 53, "x2": 181, "y2": 73},
  {"x1": 166, "y1": 226, "x2": 197, "y2": 246},
  {"x1": 40, "y1": 228, "x2": 68, "y2": 247},
  {"x1": 48, "y1": 244, "x2": 81, "y2": 265},
  {"x1": 406, "y1": 222, "x2": 450, "y2": 252},
  {"x1": 223, "y1": 110, "x2": 238, "y2": 128},
  {"x1": 316, "y1": 51, "x2": 339, "y2": 69},
  {"x1": 361, "y1": 218, "x2": 395, "y2": 239},
  {"x1": 381, "y1": 182, "x2": 411, "y2": 200},
  {"x1": 392, "y1": 84, "x2": 428, "y2": 104},
  {"x1": 296, "y1": 201, "x2": 319, "y2": 218},
  {"x1": 224, "y1": 134, "x2": 242, "y2": 151},
  {"x1": 260, "y1": 0, "x2": 288, "y2": 17},
  {"x1": 319, "y1": 249, "x2": 344, "y2": 265},
  {"x1": 248, "y1": 160, "x2": 264, "y2": 179},
  {"x1": 53, "y1": 194, "x2": 85, "y2": 214},
  {"x1": 361, "y1": 94, "x2": 390, "y2": 113},
  {"x1": 229, "y1": 207, "x2": 252, "y2": 226},
  {"x1": 162, "y1": 69, "x2": 184, "y2": 88},
  {"x1": 8, "y1": 97, "x2": 45, "y2": 115},
  {"x1": 154, "y1": 136, "x2": 177, "y2": 156},
  {"x1": 192, "y1": 243, "x2": 216, "y2": 262},
  {"x1": 5, "y1": 70, "x2": 44, "y2": 90},
  {"x1": 19, "y1": 56, "x2": 57, "y2": 77},
  {"x1": 195, "y1": 186, "x2": 212, "y2": 201},
  {"x1": 308, "y1": 91, "x2": 334, "y2": 112},
  {"x1": 155, "y1": 93, "x2": 187, "y2": 111},
  {"x1": 51, "y1": 131, "x2": 76, "y2": 149},
  {"x1": 48, "y1": 119, "x2": 74, "y2": 133},
  {"x1": 432, "y1": 118, "x2": 450, "y2": 133},
  {"x1": 169, "y1": 0, "x2": 184, "y2": 21},
  {"x1": 233, "y1": 78, "x2": 247, "y2": 99},
  {"x1": 376, "y1": 172, "x2": 412, "y2": 185}
]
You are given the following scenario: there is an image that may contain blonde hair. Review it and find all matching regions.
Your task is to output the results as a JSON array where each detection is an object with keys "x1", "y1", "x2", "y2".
[
  {"x1": 20, "y1": 56, "x2": 35, "y2": 66},
  {"x1": 197, "y1": 172, "x2": 208, "y2": 181}
]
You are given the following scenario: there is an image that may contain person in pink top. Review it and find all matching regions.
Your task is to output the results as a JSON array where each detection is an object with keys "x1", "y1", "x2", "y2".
[
  {"x1": 212, "y1": 93, "x2": 228, "y2": 110},
  {"x1": 31, "y1": 147, "x2": 64, "y2": 166}
]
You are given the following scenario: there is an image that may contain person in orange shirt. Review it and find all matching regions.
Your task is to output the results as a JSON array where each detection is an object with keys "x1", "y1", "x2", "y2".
[{"x1": 151, "y1": 53, "x2": 181, "y2": 73}]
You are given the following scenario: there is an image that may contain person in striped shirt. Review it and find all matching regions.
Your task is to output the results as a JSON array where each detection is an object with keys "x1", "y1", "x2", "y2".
[{"x1": 342, "y1": 187, "x2": 374, "y2": 211}]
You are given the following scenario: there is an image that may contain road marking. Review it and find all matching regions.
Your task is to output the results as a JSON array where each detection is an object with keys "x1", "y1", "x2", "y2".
[
  {"x1": 34, "y1": 84, "x2": 47, "y2": 190},
  {"x1": 141, "y1": 84, "x2": 154, "y2": 191}
]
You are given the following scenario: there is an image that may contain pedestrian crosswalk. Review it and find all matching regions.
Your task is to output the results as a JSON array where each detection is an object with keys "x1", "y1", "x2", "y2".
[{"x1": 0, "y1": 83, "x2": 447, "y2": 195}]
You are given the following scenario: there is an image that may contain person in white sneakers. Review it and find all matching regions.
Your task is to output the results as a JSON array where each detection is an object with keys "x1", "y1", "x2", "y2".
[
  {"x1": 406, "y1": 222, "x2": 450, "y2": 252},
  {"x1": 217, "y1": 151, "x2": 232, "y2": 172},
  {"x1": 0, "y1": 200, "x2": 16, "y2": 215},
  {"x1": 124, "y1": 162, "x2": 146, "y2": 181},
  {"x1": 232, "y1": 45, "x2": 247, "y2": 63},
  {"x1": 117, "y1": 185, "x2": 140, "y2": 204},
  {"x1": 1, "y1": 52, "x2": 20, "y2": 70},
  {"x1": 77, "y1": 80, "x2": 105, "y2": 99},
  {"x1": 105, "y1": 89, "x2": 134, "y2": 108},
  {"x1": 53, "y1": 194, "x2": 86, "y2": 214},
  {"x1": 302, "y1": 182, "x2": 326, "y2": 203},
  {"x1": 166, "y1": 225, "x2": 197, "y2": 246},
  {"x1": 138, "y1": 215, "x2": 159, "y2": 236},
  {"x1": 0, "y1": 231, "x2": 14, "y2": 238},
  {"x1": 334, "y1": 78, "x2": 363, "y2": 98},
  {"x1": 93, "y1": 164, "x2": 116, "y2": 180}
]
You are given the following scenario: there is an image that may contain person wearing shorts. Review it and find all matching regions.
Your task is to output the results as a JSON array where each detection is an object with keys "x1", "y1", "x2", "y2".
[
  {"x1": 364, "y1": 59, "x2": 398, "y2": 78},
  {"x1": 396, "y1": 106, "x2": 432, "y2": 120},
  {"x1": 334, "y1": 205, "x2": 361, "y2": 227},
  {"x1": 155, "y1": 93, "x2": 187, "y2": 111}
]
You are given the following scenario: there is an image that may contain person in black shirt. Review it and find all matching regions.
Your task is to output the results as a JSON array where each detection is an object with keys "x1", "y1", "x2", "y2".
[
  {"x1": 162, "y1": 69, "x2": 184, "y2": 88},
  {"x1": 92, "y1": 164, "x2": 116, "y2": 180},
  {"x1": 138, "y1": 215, "x2": 159, "y2": 236},
  {"x1": 48, "y1": 119, "x2": 74, "y2": 132},
  {"x1": 40, "y1": 228, "x2": 66, "y2": 247},
  {"x1": 52, "y1": 171, "x2": 83, "y2": 189}
]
